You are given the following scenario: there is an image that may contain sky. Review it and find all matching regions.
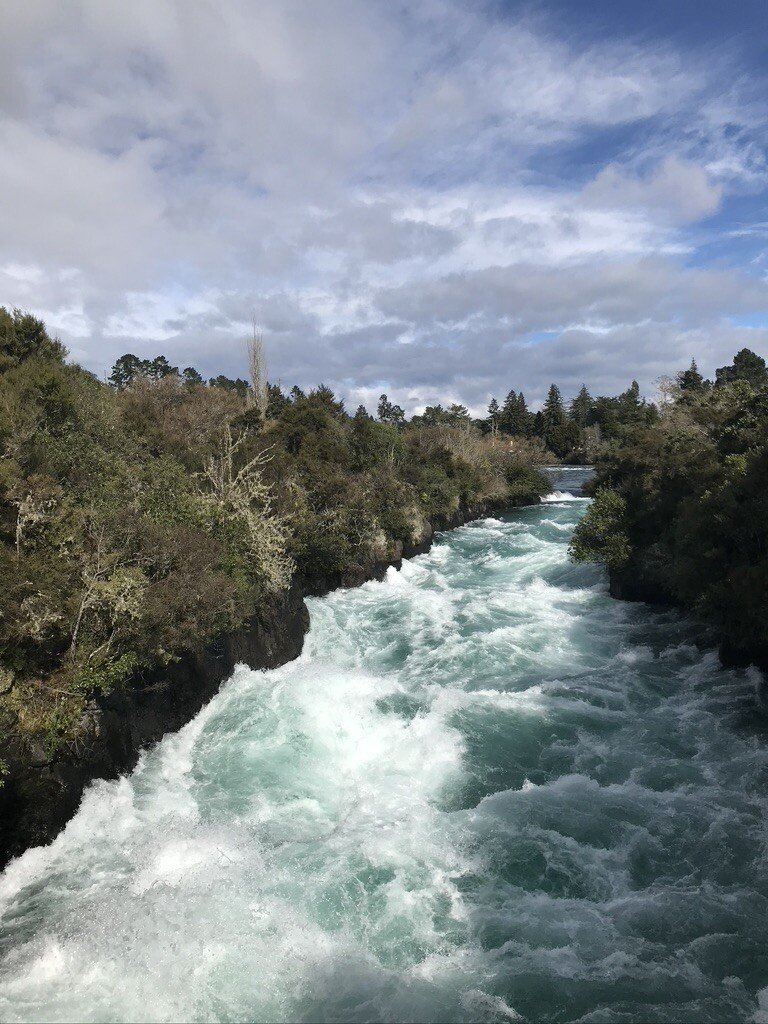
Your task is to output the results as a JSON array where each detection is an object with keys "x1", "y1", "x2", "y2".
[{"x1": 2, "y1": 0, "x2": 768, "y2": 413}]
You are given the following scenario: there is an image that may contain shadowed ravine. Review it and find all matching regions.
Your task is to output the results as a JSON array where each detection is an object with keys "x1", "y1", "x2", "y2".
[{"x1": 2, "y1": 469, "x2": 768, "y2": 1023}]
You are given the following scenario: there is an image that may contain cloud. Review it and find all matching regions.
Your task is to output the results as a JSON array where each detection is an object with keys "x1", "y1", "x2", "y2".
[
  {"x1": 0, "y1": 0, "x2": 767, "y2": 410},
  {"x1": 582, "y1": 156, "x2": 723, "y2": 224}
]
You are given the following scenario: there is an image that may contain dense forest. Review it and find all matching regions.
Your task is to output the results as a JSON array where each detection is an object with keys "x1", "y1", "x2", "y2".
[{"x1": 571, "y1": 348, "x2": 768, "y2": 669}]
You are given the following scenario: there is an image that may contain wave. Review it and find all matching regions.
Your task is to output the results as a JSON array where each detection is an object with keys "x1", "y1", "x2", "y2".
[{"x1": 542, "y1": 490, "x2": 590, "y2": 502}]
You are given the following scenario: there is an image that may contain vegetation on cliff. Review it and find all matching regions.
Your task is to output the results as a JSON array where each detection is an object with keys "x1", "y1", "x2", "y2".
[
  {"x1": 570, "y1": 348, "x2": 768, "y2": 666},
  {"x1": 0, "y1": 308, "x2": 554, "y2": 761}
]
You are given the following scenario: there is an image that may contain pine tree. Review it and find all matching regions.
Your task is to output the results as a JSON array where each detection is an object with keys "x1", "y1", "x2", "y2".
[
  {"x1": 501, "y1": 389, "x2": 531, "y2": 435},
  {"x1": 266, "y1": 382, "x2": 291, "y2": 417},
  {"x1": 488, "y1": 397, "x2": 500, "y2": 433},
  {"x1": 182, "y1": 367, "x2": 203, "y2": 387},
  {"x1": 515, "y1": 392, "x2": 531, "y2": 435},
  {"x1": 542, "y1": 384, "x2": 566, "y2": 432},
  {"x1": 109, "y1": 354, "x2": 143, "y2": 390},
  {"x1": 378, "y1": 393, "x2": 405, "y2": 428},
  {"x1": 569, "y1": 384, "x2": 593, "y2": 427},
  {"x1": 146, "y1": 355, "x2": 178, "y2": 381}
]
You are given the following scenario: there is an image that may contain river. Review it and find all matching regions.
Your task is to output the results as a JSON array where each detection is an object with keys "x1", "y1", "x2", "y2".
[{"x1": 2, "y1": 469, "x2": 768, "y2": 1023}]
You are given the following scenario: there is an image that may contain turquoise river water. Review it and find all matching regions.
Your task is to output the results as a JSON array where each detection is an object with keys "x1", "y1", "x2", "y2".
[{"x1": 1, "y1": 468, "x2": 768, "y2": 1023}]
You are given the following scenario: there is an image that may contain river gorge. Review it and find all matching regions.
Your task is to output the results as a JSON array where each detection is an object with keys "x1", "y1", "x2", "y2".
[{"x1": 1, "y1": 470, "x2": 767, "y2": 1023}]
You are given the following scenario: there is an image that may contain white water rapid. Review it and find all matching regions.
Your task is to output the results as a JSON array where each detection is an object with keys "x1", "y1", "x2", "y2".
[{"x1": 2, "y1": 469, "x2": 768, "y2": 1022}]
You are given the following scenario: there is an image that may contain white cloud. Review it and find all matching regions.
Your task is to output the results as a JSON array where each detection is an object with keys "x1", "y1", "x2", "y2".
[
  {"x1": 582, "y1": 156, "x2": 722, "y2": 224},
  {"x1": 0, "y1": 0, "x2": 766, "y2": 409}
]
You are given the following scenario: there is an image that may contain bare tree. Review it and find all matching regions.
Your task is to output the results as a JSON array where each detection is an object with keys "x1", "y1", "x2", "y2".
[{"x1": 247, "y1": 318, "x2": 269, "y2": 418}]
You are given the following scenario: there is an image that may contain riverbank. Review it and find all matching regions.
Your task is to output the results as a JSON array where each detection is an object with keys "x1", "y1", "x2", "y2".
[{"x1": 0, "y1": 495, "x2": 516, "y2": 869}]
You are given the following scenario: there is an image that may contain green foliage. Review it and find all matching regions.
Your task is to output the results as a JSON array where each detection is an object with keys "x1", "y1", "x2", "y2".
[
  {"x1": 109, "y1": 353, "x2": 181, "y2": 389},
  {"x1": 581, "y1": 348, "x2": 768, "y2": 664},
  {"x1": 676, "y1": 359, "x2": 707, "y2": 395},
  {"x1": 569, "y1": 487, "x2": 631, "y2": 570},
  {"x1": 377, "y1": 393, "x2": 405, "y2": 428},
  {"x1": 0, "y1": 308, "x2": 67, "y2": 373},
  {"x1": 504, "y1": 464, "x2": 552, "y2": 506},
  {"x1": 715, "y1": 348, "x2": 767, "y2": 389},
  {"x1": 209, "y1": 374, "x2": 250, "y2": 398},
  {"x1": 499, "y1": 390, "x2": 531, "y2": 436},
  {"x1": 569, "y1": 385, "x2": 593, "y2": 428}
]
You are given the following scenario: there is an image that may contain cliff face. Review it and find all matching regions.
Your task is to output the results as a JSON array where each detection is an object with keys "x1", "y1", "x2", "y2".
[
  {"x1": 0, "y1": 497, "x2": 509, "y2": 870},
  {"x1": 0, "y1": 583, "x2": 308, "y2": 868}
]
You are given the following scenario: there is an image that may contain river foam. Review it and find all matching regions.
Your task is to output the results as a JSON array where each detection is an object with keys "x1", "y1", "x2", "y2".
[{"x1": 1, "y1": 484, "x2": 767, "y2": 1023}]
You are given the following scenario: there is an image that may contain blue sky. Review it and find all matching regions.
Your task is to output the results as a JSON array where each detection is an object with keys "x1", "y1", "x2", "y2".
[{"x1": 1, "y1": 0, "x2": 767, "y2": 411}]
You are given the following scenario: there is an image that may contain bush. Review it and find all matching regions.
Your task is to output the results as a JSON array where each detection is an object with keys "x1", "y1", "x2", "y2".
[{"x1": 569, "y1": 487, "x2": 631, "y2": 570}]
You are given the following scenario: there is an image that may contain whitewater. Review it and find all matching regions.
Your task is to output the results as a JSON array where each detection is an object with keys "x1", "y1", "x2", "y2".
[{"x1": 2, "y1": 468, "x2": 768, "y2": 1023}]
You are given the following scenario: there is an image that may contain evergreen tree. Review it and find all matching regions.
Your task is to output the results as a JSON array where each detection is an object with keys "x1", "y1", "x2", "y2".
[
  {"x1": 312, "y1": 384, "x2": 345, "y2": 415},
  {"x1": 500, "y1": 390, "x2": 530, "y2": 435},
  {"x1": 715, "y1": 348, "x2": 768, "y2": 389},
  {"x1": 266, "y1": 382, "x2": 291, "y2": 417},
  {"x1": 515, "y1": 393, "x2": 531, "y2": 436},
  {"x1": 209, "y1": 375, "x2": 250, "y2": 398},
  {"x1": 378, "y1": 393, "x2": 406, "y2": 428},
  {"x1": 146, "y1": 355, "x2": 178, "y2": 381},
  {"x1": 289, "y1": 385, "x2": 306, "y2": 402},
  {"x1": 109, "y1": 354, "x2": 144, "y2": 390},
  {"x1": 487, "y1": 397, "x2": 500, "y2": 432},
  {"x1": 676, "y1": 359, "x2": 705, "y2": 393},
  {"x1": 0, "y1": 308, "x2": 67, "y2": 372},
  {"x1": 569, "y1": 384, "x2": 593, "y2": 427},
  {"x1": 182, "y1": 367, "x2": 203, "y2": 387},
  {"x1": 446, "y1": 403, "x2": 471, "y2": 426},
  {"x1": 542, "y1": 384, "x2": 566, "y2": 432}
]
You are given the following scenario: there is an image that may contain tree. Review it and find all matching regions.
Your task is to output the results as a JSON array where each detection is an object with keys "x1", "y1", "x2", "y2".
[
  {"x1": 200, "y1": 426, "x2": 292, "y2": 592},
  {"x1": 676, "y1": 359, "x2": 706, "y2": 394},
  {"x1": 542, "y1": 384, "x2": 566, "y2": 432},
  {"x1": 289, "y1": 385, "x2": 306, "y2": 402},
  {"x1": 378, "y1": 393, "x2": 405, "y2": 428},
  {"x1": 146, "y1": 355, "x2": 178, "y2": 381},
  {"x1": 569, "y1": 385, "x2": 593, "y2": 427},
  {"x1": 447, "y1": 403, "x2": 471, "y2": 426},
  {"x1": 109, "y1": 354, "x2": 144, "y2": 390},
  {"x1": 266, "y1": 383, "x2": 291, "y2": 418},
  {"x1": 499, "y1": 390, "x2": 517, "y2": 434},
  {"x1": 182, "y1": 367, "x2": 204, "y2": 387},
  {"x1": 247, "y1": 322, "x2": 268, "y2": 417},
  {"x1": 209, "y1": 375, "x2": 250, "y2": 398},
  {"x1": 0, "y1": 308, "x2": 67, "y2": 372},
  {"x1": 516, "y1": 393, "x2": 531, "y2": 435},
  {"x1": 487, "y1": 397, "x2": 500, "y2": 435},
  {"x1": 569, "y1": 487, "x2": 631, "y2": 571},
  {"x1": 500, "y1": 390, "x2": 530, "y2": 435},
  {"x1": 715, "y1": 348, "x2": 768, "y2": 389}
]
